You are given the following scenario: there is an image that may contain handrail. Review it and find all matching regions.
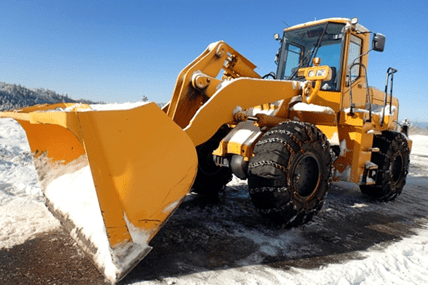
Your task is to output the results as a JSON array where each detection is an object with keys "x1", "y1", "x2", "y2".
[
  {"x1": 381, "y1": 67, "x2": 398, "y2": 126},
  {"x1": 347, "y1": 62, "x2": 371, "y2": 120}
]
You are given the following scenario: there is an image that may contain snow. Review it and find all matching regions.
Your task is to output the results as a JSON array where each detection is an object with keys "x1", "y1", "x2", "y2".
[
  {"x1": 41, "y1": 145, "x2": 151, "y2": 283},
  {"x1": 285, "y1": 18, "x2": 350, "y2": 31},
  {"x1": 290, "y1": 102, "x2": 335, "y2": 114},
  {"x1": 51, "y1": 101, "x2": 151, "y2": 112},
  {"x1": 328, "y1": 132, "x2": 339, "y2": 145},
  {"x1": 284, "y1": 228, "x2": 428, "y2": 285},
  {"x1": 409, "y1": 135, "x2": 428, "y2": 159},
  {"x1": 335, "y1": 165, "x2": 351, "y2": 181},
  {"x1": 42, "y1": 158, "x2": 120, "y2": 281},
  {"x1": 0, "y1": 196, "x2": 59, "y2": 249},
  {"x1": 0, "y1": 115, "x2": 428, "y2": 284},
  {"x1": 0, "y1": 118, "x2": 60, "y2": 249},
  {"x1": 133, "y1": 227, "x2": 428, "y2": 285},
  {"x1": 342, "y1": 105, "x2": 398, "y2": 126}
]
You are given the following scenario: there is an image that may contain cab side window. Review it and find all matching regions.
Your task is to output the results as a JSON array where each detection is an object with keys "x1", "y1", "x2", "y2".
[
  {"x1": 317, "y1": 43, "x2": 342, "y2": 91},
  {"x1": 347, "y1": 35, "x2": 362, "y2": 83},
  {"x1": 283, "y1": 44, "x2": 302, "y2": 79}
]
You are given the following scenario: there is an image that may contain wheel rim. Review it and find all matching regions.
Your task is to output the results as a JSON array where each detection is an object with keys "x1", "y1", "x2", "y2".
[
  {"x1": 391, "y1": 152, "x2": 404, "y2": 184},
  {"x1": 291, "y1": 153, "x2": 321, "y2": 200}
]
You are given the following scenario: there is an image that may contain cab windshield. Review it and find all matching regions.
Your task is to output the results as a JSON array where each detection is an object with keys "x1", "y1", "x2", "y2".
[{"x1": 277, "y1": 22, "x2": 345, "y2": 91}]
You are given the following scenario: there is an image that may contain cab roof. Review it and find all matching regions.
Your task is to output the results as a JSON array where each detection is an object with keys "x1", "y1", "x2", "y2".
[{"x1": 284, "y1": 18, "x2": 368, "y2": 33}]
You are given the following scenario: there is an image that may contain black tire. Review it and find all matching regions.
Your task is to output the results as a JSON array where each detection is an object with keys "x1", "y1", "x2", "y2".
[
  {"x1": 248, "y1": 121, "x2": 333, "y2": 227},
  {"x1": 191, "y1": 126, "x2": 232, "y2": 197},
  {"x1": 360, "y1": 131, "x2": 410, "y2": 201}
]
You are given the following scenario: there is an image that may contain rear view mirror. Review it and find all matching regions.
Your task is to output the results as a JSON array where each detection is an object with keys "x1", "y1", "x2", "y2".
[{"x1": 372, "y1": 33, "x2": 386, "y2": 52}]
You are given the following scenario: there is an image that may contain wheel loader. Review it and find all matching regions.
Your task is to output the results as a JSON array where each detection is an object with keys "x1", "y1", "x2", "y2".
[{"x1": 0, "y1": 17, "x2": 411, "y2": 283}]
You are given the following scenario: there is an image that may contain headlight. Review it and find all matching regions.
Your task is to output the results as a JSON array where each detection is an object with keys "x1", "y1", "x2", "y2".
[
  {"x1": 316, "y1": 69, "x2": 327, "y2": 77},
  {"x1": 304, "y1": 66, "x2": 331, "y2": 81}
]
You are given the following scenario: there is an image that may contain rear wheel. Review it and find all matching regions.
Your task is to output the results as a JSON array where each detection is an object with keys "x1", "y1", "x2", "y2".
[
  {"x1": 191, "y1": 126, "x2": 232, "y2": 198},
  {"x1": 248, "y1": 121, "x2": 333, "y2": 227},
  {"x1": 360, "y1": 131, "x2": 410, "y2": 200}
]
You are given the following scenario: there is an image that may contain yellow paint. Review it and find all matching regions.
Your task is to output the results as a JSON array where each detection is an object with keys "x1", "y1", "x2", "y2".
[
  {"x1": 0, "y1": 103, "x2": 198, "y2": 247},
  {"x1": 184, "y1": 78, "x2": 300, "y2": 147},
  {"x1": 0, "y1": 18, "x2": 413, "y2": 282}
]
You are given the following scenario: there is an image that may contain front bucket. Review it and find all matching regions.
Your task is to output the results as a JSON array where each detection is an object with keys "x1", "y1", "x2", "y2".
[{"x1": 0, "y1": 102, "x2": 198, "y2": 283}]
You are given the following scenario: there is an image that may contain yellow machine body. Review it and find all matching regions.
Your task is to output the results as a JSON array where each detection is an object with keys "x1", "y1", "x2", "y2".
[{"x1": 0, "y1": 18, "x2": 411, "y2": 283}]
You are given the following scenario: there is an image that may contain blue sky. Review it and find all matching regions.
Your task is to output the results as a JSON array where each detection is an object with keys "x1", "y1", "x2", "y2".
[{"x1": 1, "y1": 0, "x2": 427, "y2": 121}]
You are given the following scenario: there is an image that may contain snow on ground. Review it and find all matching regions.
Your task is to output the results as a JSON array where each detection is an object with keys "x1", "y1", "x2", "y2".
[
  {"x1": 409, "y1": 135, "x2": 428, "y2": 164},
  {"x1": 0, "y1": 118, "x2": 59, "y2": 249},
  {"x1": 0, "y1": 115, "x2": 427, "y2": 285},
  {"x1": 129, "y1": 146, "x2": 428, "y2": 285},
  {"x1": 146, "y1": 222, "x2": 428, "y2": 285}
]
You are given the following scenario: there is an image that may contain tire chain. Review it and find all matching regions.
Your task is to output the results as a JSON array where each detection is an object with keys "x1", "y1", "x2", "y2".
[
  {"x1": 360, "y1": 131, "x2": 411, "y2": 200},
  {"x1": 264, "y1": 128, "x2": 303, "y2": 150},
  {"x1": 263, "y1": 125, "x2": 328, "y2": 152},
  {"x1": 279, "y1": 120, "x2": 316, "y2": 144},
  {"x1": 250, "y1": 121, "x2": 334, "y2": 221},
  {"x1": 258, "y1": 199, "x2": 326, "y2": 215},
  {"x1": 248, "y1": 160, "x2": 288, "y2": 173},
  {"x1": 255, "y1": 137, "x2": 295, "y2": 155},
  {"x1": 252, "y1": 124, "x2": 314, "y2": 175},
  {"x1": 374, "y1": 132, "x2": 410, "y2": 176},
  {"x1": 258, "y1": 201, "x2": 293, "y2": 214},
  {"x1": 249, "y1": 186, "x2": 288, "y2": 195}
]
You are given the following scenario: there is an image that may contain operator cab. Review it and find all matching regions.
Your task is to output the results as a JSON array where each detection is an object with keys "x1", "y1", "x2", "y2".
[{"x1": 274, "y1": 21, "x2": 345, "y2": 91}]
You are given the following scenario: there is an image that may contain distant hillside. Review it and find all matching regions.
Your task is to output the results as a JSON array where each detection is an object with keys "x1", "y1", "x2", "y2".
[
  {"x1": 409, "y1": 123, "x2": 428, "y2": 135},
  {"x1": 0, "y1": 82, "x2": 99, "y2": 111}
]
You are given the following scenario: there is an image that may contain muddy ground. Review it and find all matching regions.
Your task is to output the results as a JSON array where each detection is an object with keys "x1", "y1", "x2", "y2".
[{"x1": 1, "y1": 165, "x2": 427, "y2": 285}]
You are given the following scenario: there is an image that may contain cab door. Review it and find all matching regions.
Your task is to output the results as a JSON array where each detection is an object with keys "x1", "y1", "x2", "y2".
[{"x1": 341, "y1": 33, "x2": 370, "y2": 110}]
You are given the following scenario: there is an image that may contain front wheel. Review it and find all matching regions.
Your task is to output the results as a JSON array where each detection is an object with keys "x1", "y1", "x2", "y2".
[
  {"x1": 248, "y1": 121, "x2": 333, "y2": 227},
  {"x1": 191, "y1": 126, "x2": 232, "y2": 198},
  {"x1": 360, "y1": 131, "x2": 410, "y2": 200}
]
